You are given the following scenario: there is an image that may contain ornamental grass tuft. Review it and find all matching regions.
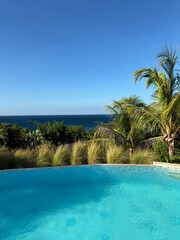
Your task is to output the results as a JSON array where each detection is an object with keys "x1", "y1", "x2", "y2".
[
  {"x1": 14, "y1": 149, "x2": 36, "y2": 168},
  {"x1": 87, "y1": 142, "x2": 105, "y2": 164},
  {"x1": 36, "y1": 144, "x2": 54, "y2": 167},
  {"x1": 71, "y1": 141, "x2": 87, "y2": 165},
  {"x1": 130, "y1": 149, "x2": 157, "y2": 164},
  {"x1": 53, "y1": 145, "x2": 71, "y2": 166},
  {"x1": 107, "y1": 145, "x2": 129, "y2": 164}
]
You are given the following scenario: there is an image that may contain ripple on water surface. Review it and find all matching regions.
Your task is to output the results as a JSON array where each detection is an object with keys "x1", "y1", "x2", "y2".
[{"x1": 0, "y1": 166, "x2": 180, "y2": 240}]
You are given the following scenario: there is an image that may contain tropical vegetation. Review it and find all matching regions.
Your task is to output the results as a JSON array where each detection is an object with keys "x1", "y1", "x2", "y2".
[
  {"x1": 94, "y1": 47, "x2": 180, "y2": 161},
  {"x1": 133, "y1": 47, "x2": 180, "y2": 157},
  {"x1": 0, "y1": 46, "x2": 179, "y2": 169}
]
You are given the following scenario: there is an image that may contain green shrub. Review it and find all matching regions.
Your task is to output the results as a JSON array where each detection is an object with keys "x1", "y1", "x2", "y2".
[
  {"x1": 170, "y1": 143, "x2": 180, "y2": 163},
  {"x1": 22, "y1": 130, "x2": 46, "y2": 148},
  {"x1": 66, "y1": 125, "x2": 87, "y2": 142},
  {"x1": 14, "y1": 149, "x2": 36, "y2": 168},
  {"x1": 169, "y1": 155, "x2": 180, "y2": 164},
  {"x1": 71, "y1": 141, "x2": 87, "y2": 165},
  {"x1": 36, "y1": 144, "x2": 53, "y2": 167},
  {"x1": 87, "y1": 142, "x2": 105, "y2": 164},
  {"x1": 107, "y1": 145, "x2": 129, "y2": 164},
  {"x1": 0, "y1": 148, "x2": 14, "y2": 169},
  {"x1": 53, "y1": 145, "x2": 71, "y2": 166},
  {"x1": 0, "y1": 123, "x2": 27, "y2": 149},
  {"x1": 130, "y1": 149, "x2": 157, "y2": 164},
  {"x1": 153, "y1": 140, "x2": 169, "y2": 162},
  {"x1": 37, "y1": 121, "x2": 87, "y2": 146}
]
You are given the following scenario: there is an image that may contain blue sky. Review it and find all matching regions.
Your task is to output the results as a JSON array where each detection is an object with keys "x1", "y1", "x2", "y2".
[{"x1": 0, "y1": 0, "x2": 179, "y2": 115}]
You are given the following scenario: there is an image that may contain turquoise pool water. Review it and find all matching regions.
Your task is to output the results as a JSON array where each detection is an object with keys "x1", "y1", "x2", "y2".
[{"x1": 0, "y1": 166, "x2": 180, "y2": 240}]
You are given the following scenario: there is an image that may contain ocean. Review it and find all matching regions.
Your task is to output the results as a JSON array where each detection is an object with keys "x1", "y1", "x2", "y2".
[{"x1": 0, "y1": 115, "x2": 112, "y2": 130}]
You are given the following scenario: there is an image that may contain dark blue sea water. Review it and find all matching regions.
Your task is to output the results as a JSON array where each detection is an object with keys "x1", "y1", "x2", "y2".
[{"x1": 0, "y1": 115, "x2": 112, "y2": 130}]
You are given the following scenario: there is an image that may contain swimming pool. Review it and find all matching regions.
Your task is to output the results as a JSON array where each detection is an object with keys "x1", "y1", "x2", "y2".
[{"x1": 0, "y1": 166, "x2": 180, "y2": 240}]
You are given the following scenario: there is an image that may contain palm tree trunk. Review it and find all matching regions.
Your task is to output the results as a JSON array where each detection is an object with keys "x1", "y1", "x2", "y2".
[
  {"x1": 129, "y1": 148, "x2": 133, "y2": 159},
  {"x1": 168, "y1": 138, "x2": 174, "y2": 158},
  {"x1": 165, "y1": 129, "x2": 175, "y2": 158}
]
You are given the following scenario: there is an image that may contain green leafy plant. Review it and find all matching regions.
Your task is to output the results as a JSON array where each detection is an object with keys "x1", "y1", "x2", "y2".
[
  {"x1": 37, "y1": 121, "x2": 88, "y2": 146},
  {"x1": 134, "y1": 47, "x2": 180, "y2": 157},
  {"x1": 0, "y1": 147, "x2": 14, "y2": 169},
  {"x1": 153, "y1": 140, "x2": 169, "y2": 162},
  {"x1": 22, "y1": 130, "x2": 46, "y2": 148},
  {"x1": 169, "y1": 144, "x2": 180, "y2": 163},
  {"x1": 169, "y1": 155, "x2": 180, "y2": 163},
  {"x1": 0, "y1": 123, "x2": 28, "y2": 149},
  {"x1": 94, "y1": 96, "x2": 147, "y2": 157}
]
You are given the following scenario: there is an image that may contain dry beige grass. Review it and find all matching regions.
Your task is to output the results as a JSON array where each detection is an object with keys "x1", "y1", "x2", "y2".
[
  {"x1": 107, "y1": 145, "x2": 129, "y2": 164},
  {"x1": 53, "y1": 145, "x2": 71, "y2": 166},
  {"x1": 71, "y1": 141, "x2": 87, "y2": 165}
]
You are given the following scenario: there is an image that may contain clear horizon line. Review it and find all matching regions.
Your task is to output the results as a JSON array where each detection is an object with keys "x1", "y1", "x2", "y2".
[{"x1": 0, "y1": 113, "x2": 111, "y2": 117}]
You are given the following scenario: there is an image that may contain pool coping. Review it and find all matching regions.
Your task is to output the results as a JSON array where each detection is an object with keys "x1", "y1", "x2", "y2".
[
  {"x1": 0, "y1": 162, "x2": 180, "y2": 172},
  {"x1": 153, "y1": 161, "x2": 180, "y2": 169},
  {"x1": 0, "y1": 164, "x2": 153, "y2": 172}
]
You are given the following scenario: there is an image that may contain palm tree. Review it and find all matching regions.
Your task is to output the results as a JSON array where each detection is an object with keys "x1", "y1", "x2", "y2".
[
  {"x1": 133, "y1": 47, "x2": 180, "y2": 157},
  {"x1": 94, "y1": 95, "x2": 146, "y2": 158}
]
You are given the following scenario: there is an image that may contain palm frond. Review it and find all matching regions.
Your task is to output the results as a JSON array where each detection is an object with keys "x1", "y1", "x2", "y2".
[
  {"x1": 133, "y1": 68, "x2": 154, "y2": 83},
  {"x1": 162, "y1": 93, "x2": 180, "y2": 119},
  {"x1": 134, "y1": 105, "x2": 162, "y2": 128},
  {"x1": 157, "y1": 46, "x2": 177, "y2": 78},
  {"x1": 94, "y1": 123, "x2": 126, "y2": 145},
  {"x1": 139, "y1": 136, "x2": 164, "y2": 148},
  {"x1": 106, "y1": 105, "x2": 119, "y2": 115}
]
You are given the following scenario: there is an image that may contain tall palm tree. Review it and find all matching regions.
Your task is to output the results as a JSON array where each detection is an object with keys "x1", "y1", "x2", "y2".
[
  {"x1": 133, "y1": 47, "x2": 180, "y2": 157},
  {"x1": 94, "y1": 95, "x2": 146, "y2": 157}
]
